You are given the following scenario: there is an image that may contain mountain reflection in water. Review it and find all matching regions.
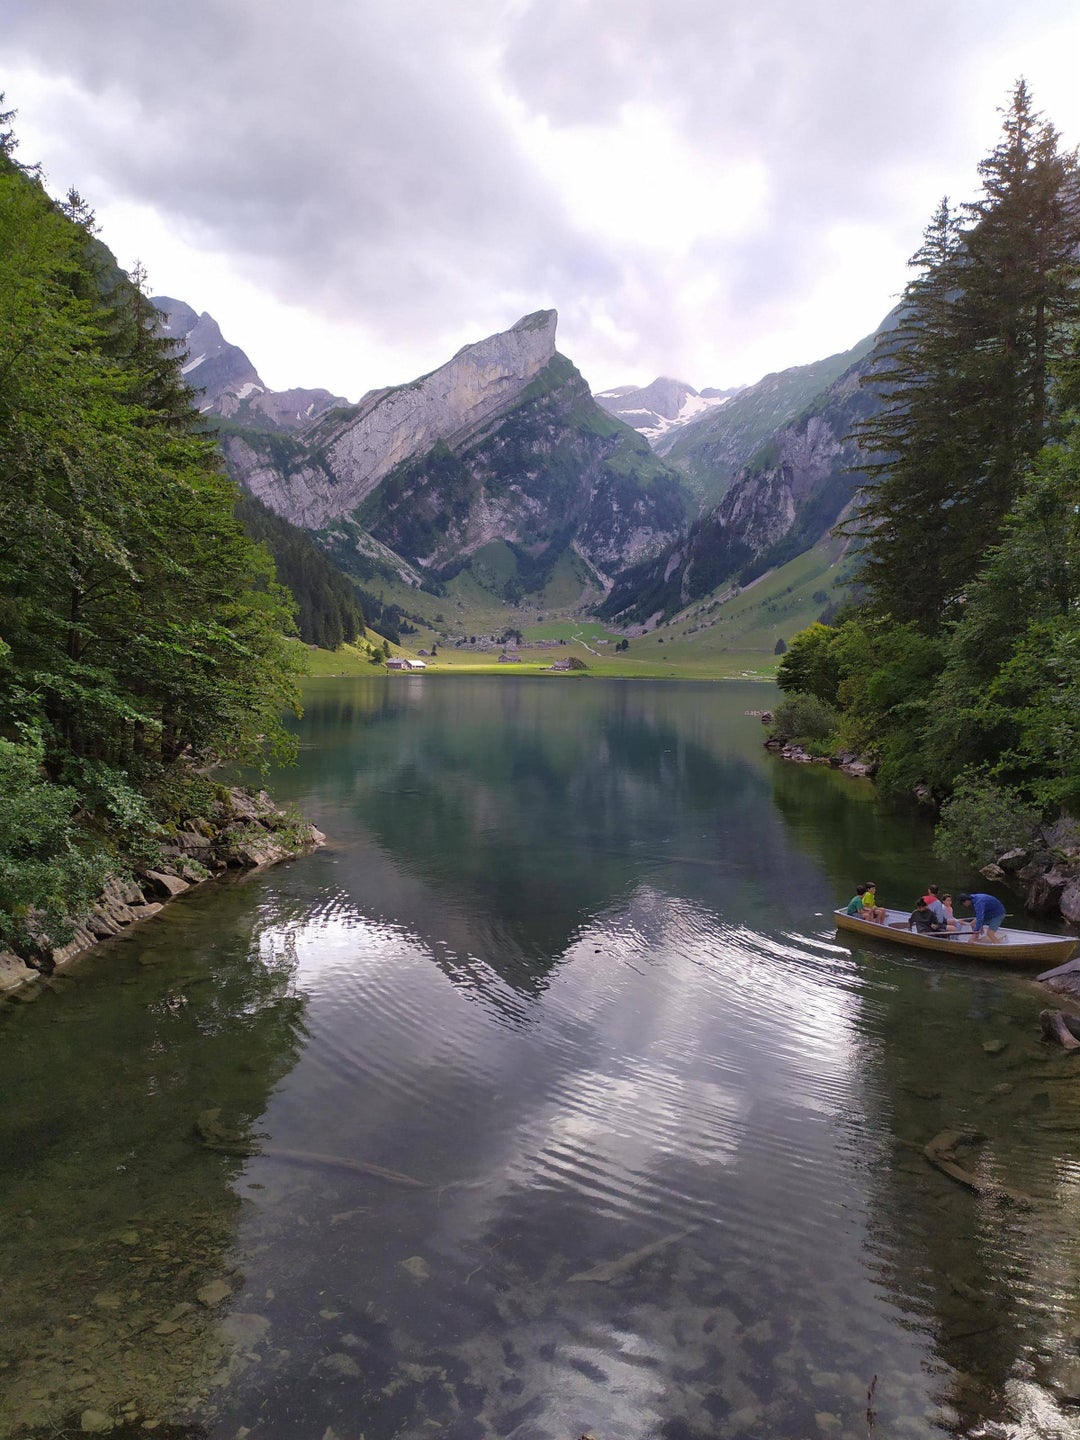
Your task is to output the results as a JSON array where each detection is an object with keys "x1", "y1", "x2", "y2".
[{"x1": 3, "y1": 677, "x2": 1080, "y2": 1440}]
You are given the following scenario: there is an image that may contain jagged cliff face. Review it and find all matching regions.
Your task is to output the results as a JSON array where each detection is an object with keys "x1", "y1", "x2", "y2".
[
  {"x1": 218, "y1": 311, "x2": 689, "y2": 594},
  {"x1": 226, "y1": 311, "x2": 561, "y2": 528},
  {"x1": 154, "y1": 297, "x2": 346, "y2": 433},
  {"x1": 599, "y1": 359, "x2": 881, "y2": 625},
  {"x1": 348, "y1": 354, "x2": 688, "y2": 579}
]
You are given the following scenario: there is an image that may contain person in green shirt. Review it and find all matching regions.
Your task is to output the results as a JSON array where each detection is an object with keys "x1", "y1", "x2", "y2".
[{"x1": 845, "y1": 885, "x2": 868, "y2": 916}]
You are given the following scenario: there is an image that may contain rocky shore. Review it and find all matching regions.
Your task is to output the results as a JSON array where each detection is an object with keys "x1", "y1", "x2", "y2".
[
  {"x1": 0, "y1": 786, "x2": 324, "y2": 995},
  {"x1": 760, "y1": 727, "x2": 877, "y2": 779}
]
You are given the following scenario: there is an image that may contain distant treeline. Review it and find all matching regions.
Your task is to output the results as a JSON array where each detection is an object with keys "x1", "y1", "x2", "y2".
[{"x1": 235, "y1": 492, "x2": 365, "y2": 650}]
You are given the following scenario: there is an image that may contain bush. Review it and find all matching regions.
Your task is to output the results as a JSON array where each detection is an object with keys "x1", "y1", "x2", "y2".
[
  {"x1": 769, "y1": 693, "x2": 839, "y2": 744},
  {"x1": 933, "y1": 769, "x2": 1039, "y2": 869},
  {"x1": 0, "y1": 736, "x2": 113, "y2": 956}
]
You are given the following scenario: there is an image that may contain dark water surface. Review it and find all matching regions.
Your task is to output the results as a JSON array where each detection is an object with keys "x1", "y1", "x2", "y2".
[{"x1": 4, "y1": 677, "x2": 1080, "y2": 1440}]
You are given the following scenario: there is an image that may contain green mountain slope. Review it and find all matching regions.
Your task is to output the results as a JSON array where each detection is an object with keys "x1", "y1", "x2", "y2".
[{"x1": 657, "y1": 328, "x2": 881, "y2": 510}]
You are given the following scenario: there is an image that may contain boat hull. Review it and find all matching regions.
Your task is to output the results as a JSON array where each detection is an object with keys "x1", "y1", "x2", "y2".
[{"x1": 834, "y1": 907, "x2": 1078, "y2": 966}]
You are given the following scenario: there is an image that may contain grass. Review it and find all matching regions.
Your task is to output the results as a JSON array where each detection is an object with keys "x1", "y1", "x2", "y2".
[{"x1": 302, "y1": 534, "x2": 851, "y2": 682}]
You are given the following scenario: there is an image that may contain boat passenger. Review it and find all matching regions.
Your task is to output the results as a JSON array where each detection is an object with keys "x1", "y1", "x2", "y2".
[
  {"x1": 956, "y1": 892, "x2": 1007, "y2": 943},
  {"x1": 861, "y1": 883, "x2": 886, "y2": 924},
  {"x1": 921, "y1": 885, "x2": 948, "y2": 928},
  {"x1": 909, "y1": 898, "x2": 946, "y2": 934},
  {"x1": 940, "y1": 893, "x2": 961, "y2": 931},
  {"x1": 844, "y1": 885, "x2": 868, "y2": 916}
]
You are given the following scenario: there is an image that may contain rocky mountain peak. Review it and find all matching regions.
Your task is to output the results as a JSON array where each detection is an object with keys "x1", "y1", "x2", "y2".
[
  {"x1": 153, "y1": 296, "x2": 347, "y2": 433},
  {"x1": 595, "y1": 375, "x2": 731, "y2": 445},
  {"x1": 233, "y1": 310, "x2": 562, "y2": 528}
]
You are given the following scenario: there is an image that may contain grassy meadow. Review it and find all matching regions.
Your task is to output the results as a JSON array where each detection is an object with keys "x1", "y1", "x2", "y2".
[{"x1": 302, "y1": 536, "x2": 850, "y2": 682}]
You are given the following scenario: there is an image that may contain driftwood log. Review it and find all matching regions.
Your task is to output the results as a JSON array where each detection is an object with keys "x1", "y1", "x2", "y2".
[
  {"x1": 923, "y1": 1130, "x2": 1035, "y2": 1209},
  {"x1": 1040, "y1": 1009, "x2": 1080, "y2": 1050}
]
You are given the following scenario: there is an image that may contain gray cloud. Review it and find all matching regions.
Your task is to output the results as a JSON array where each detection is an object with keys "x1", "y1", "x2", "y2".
[{"x1": 6, "y1": 0, "x2": 1080, "y2": 392}]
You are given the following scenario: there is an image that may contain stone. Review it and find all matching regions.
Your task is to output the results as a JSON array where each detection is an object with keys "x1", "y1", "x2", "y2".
[
  {"x1": 982, "y1": 1039, "x2": 1007, "y2": 1055},
  {"x1": 220, "y1": 1312, "x2": 270, "y2": 1349},
  {"x1": 980, "y1": 863, "x2": 1005, "y2": 881},
  {"x1": 399, "y1": 1254, "x2": 431, "y2": 1282},
  {"x1": 0, "y1": 949, "x2": 32, "y2": 992},
  {"x1": 80, "y1": 1410, "x2": 114, "y2": 1432},
  {"x1": 143, "y1": 870, "x2": 190, "y2": 898},
  {"x1": 1027, "y1": 871, "x2": 1067, "y2": 917},
  {"x1": 196, "y1": 1278, "x2": 233, "y2": 1308},
  {"x1": 1061, "y1": 880, "x2": 1080, "y2": 926},
  {"x1": 87, "y1": 911, "x2": 122, "y2": 938},
  {"x1": 997, "y1": 847, "x2": 1029, "y2": 872},
  {"x1": 315, "y1": 1352, "x2": 362, "y2": 1379}
]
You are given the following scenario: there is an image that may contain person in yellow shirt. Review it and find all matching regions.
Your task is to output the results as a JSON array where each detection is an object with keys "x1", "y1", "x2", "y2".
[{"x1": 860, "y1": 882, "x2": 885, "y2": 924}]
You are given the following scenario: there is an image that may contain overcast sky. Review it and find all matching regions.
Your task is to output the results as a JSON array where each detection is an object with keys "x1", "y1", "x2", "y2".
[{"x1": 7, "y1": 0, "x2": 1080, "y2": 400}]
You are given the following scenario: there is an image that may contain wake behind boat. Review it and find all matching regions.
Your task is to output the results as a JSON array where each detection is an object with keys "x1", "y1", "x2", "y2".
[{"x1": 834, "y1": 906, "x2": 1078, "y2": 966}]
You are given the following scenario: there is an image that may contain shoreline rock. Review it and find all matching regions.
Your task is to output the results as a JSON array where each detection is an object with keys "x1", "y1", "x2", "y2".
[
  {"x1": 0, "y1": 787, "x2": 325, "y2": 996},
  {"x1": 762, "y1": 736, "x2": 877, "y2": 778}
]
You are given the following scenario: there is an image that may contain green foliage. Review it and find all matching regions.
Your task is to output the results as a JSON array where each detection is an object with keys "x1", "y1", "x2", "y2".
[
  {"x1": 0, "y1": 734, "x2": 113, "y2": 955},
  {"x1": 776, "y1": 623, "x2": 841, "y2": 702},
  {"x1": 769, "y1": 692, "x2": 839, "y2": 744},
  {"x1": 933, "y1": 769, "x2": 1040, "y2": 869},
  {"x1": 851, "y1": 84, "x2": 1080, "y2": 629},
  {"x1": 0, "y1": 134, "x2": 305, "y2": 951},
  {"x1": 235, "y1": 491, "x2": 363, "y2": 649}
]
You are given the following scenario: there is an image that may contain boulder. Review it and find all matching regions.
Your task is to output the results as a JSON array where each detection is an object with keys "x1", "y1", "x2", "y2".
[
  {"x1": 1027, "y1": 871, "x2": 1067, "y2": 917},
  {"x1": 1061, "y1": 880, "x2": 1080, "y2": 927},
  {"x1": 996, "y1": 847, "x2": 1029, "y2": 872},
  {"x1": 980, "y1": 863, "x2": 1006, "y2": 881},
  {"x1": 86, "y1": 911, "x2": 122, "y2": 939},
  {"x1": 176, "y1": 830, "x2": 213, "y2": 859},
  {"x1": 142, "y1": 870, "x2": 190, "y2": 899},
  {"x1": 0, "y1": 949, "x2": 33, "y2": 992}
]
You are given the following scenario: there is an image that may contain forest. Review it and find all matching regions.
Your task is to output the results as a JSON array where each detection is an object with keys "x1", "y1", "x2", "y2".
[
  {"x1": 773, "y1": 83, "x2": 1080, "y2": 867},
  {"x1": 0, "y1": 106, "x2": 307, "y2": 956}
]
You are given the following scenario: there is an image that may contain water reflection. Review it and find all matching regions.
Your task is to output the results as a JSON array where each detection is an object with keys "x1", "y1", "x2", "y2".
[{"x1": 6, "y1": 678, "x2": 1080, "y2": 1439}]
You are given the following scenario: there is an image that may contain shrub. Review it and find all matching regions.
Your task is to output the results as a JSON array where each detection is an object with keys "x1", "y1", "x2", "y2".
[
  {"x1": 0, "y1": 736, "x2": 114, "y2": 956},
  {"x1": 933, "y1": 769, "x2": 1039, "y2": 869},
  {"x1": 769, "y1": 693, "x2": 839, "y2": 744}
]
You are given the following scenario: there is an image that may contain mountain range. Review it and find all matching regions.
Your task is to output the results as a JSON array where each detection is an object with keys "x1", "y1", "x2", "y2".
[
  {"x1": 157, "y1": 296, "x2": 887, "y2": 635},
  {"x1": 594, "y1": 377, "x2": 737, "y2": 445}
]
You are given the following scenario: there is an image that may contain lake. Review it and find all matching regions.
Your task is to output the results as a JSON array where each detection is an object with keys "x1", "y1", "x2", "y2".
[{"x1": 3, "y1": 677, "x2": 1080, "y2": 1440}]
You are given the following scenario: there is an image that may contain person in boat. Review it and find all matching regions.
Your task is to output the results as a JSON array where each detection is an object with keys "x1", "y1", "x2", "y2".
[
  {"x1": 922, "y1": 885, "x2": 949, "y2": 928},
  {"x1": 940, "y1": 892, "x2": 962, "y2": 931},
  {"x1": 844, "y1": 885, "x2": 868, "y2": 916},
  {"x1": 956, "y1": 892, "x2": 1007, "y2": 943},
  {"x1": 909, "y1": 897, "x2": 947, "y2": 934},
  {"x1": 860, "y1": 882, "x2": 886, "y2": 924}
]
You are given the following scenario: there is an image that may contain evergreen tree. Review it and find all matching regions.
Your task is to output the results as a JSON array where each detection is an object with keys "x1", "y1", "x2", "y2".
[{"x1": 851, "y1": 83, "x2": 1080, "y2": 630}]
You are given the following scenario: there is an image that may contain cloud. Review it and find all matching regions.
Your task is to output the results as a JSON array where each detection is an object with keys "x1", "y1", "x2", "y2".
[{"x1": 6, "y1": 0, "x2": 1080, "y2": 395}]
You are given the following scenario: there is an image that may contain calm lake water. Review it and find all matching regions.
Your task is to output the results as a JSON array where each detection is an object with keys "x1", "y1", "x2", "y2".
[{"x1": 3, "y1": 677, "x2": 1080, "y2": 1440}]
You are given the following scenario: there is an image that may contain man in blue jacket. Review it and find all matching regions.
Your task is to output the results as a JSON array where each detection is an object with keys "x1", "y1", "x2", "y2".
[{"x1": 957, "y1": 892, "x2": 1007, "y2": 944}]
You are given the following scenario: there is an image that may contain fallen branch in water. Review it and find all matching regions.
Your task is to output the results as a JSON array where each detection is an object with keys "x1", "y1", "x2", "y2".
[
  {"x1": 568, "y1": 1225, "x2": 700, "y2": 1284},
  {"x1": 195, "y1": 1109, "x2": 427, "y2": 1187},
  {"x1": 923, "y1": 1130, "x2": 1035, "y2": 1209},
  {"x1": 1040, "y1": 1009, "x2": 1080, "y2": 1051}
]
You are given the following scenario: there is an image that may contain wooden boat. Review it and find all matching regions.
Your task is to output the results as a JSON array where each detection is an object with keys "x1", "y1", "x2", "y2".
[{"x1": 834, "y1": 906, "x2": 1078, "y2": 966}]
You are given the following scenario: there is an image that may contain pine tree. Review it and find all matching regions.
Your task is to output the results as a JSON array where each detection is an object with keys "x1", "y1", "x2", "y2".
[{"x1": 851, "y1": 82, "x2": 1080, "y2": 630}]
